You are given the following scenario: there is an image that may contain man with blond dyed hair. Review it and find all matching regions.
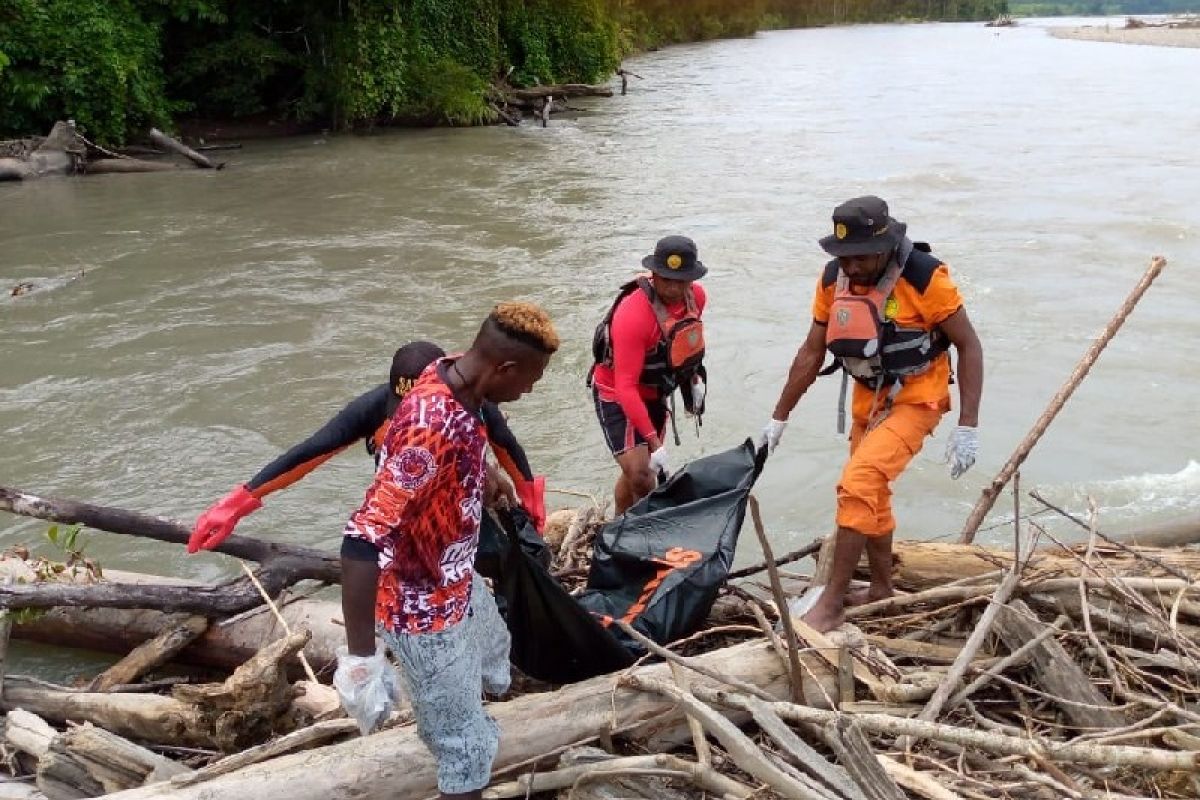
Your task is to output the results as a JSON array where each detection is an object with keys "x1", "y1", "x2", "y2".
[{"x1": 335, "y1": 302, "x2": 560, "y2": 800}]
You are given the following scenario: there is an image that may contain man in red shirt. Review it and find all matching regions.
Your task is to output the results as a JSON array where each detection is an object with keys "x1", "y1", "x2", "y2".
[
  {"x1": 335, "y1": 302, "x2": 559, "y2": 800},
  {"x1": 590, "y1": 236, "x2": 708, "y2": 514}
]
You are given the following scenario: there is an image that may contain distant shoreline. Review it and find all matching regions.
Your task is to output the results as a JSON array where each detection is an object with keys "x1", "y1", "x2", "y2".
[{"x1": 1048, "y1": 25, "x2": 1200, "y2": 49}]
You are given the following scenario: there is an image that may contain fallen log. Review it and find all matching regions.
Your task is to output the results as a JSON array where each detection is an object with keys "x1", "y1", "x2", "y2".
[
  {"x1": 37, "y1": 722, "x2": 192, "y2": 799},
  {"x1": 888, "y1": 540, "x2": 1200, "y2": 591},
  {"x1": 2, "y1": 631, "x2": 311, "y2": 751},
  {"x1": 12, "y1": 592, "x2": 344, "y2": 675},
  {"x1": 993, "y1": 600, "x2": 1125, "y2": 730},
  {"x1": 2, "y1": 676, "x2": 203, "y2": 747},
  {"x1": 82, "y1": 159, "x2": 177, "y2": 175},
  {"x1": 0, "y1": 486, "x2": 340, "y2": 583},
  {"x1": 88, "y1": 616, "x2": 209, "y2": 692},
  {"x1": 98, "y1": 639, "x2": 787, "y2": 800},
  {"x1": 0, "y1": 123, "x2": 82, "y2": 182},
  {"x1": 506, "y1": 83, "x2": 612, "y2": 102},
  {"x1": 1115, "y1": 515, "x2": 1200, "y2": 548},
  {"x1": 147, "y1": 129, "x2": 219, "y2": 170}
]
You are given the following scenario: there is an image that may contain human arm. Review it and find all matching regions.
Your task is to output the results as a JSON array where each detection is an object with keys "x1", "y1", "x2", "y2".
[
  {"x1": 246, "y1": 385, "x2": 388, "y2": 496},
  {"x1": 481, "y1": 402, "x2": 534, "y2": 482},
  {"x1": 770, "y1": 320, "x2": 828, "y2": 422},
  {"x1": 336, "y1": 539, "x2": 403, "y2": 735},
  {"x1": 340, "y1": 541, "x2": 381, "y2": 656},
  {"x1": 609, "y1": 298, "x2": 663, "y2": 449},
  {"x1": 186, "y1": 387, "x2": 386, "y2": 553},
  {"x1": 939, "y1": 307, "x2": 983, "y2": 428}
]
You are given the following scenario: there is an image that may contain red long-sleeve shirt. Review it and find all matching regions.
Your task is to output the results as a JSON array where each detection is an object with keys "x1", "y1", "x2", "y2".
[{"x1": 591, "y1": 282, "x2": 707, "y2": 439}]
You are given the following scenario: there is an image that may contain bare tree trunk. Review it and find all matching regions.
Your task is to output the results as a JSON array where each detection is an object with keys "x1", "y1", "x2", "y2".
[
  {"x1": 0, "y1": 485, "x2": 340, "y2": 582},
  {"x1": 99, "y1": 640, "x2": 787, "y2": 800},
  {"x1": 147, "y1": 129, "x2": 219, "y2": 170}
]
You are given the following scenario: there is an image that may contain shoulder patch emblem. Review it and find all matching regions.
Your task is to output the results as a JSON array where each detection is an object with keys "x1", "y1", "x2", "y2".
[{"x1": 884, "y1": 296, "x2": 899, "y2": 321}]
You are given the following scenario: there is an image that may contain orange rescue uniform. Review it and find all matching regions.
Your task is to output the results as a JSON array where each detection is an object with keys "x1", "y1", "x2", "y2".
[{"x1": 811, "y1": 261, "x2": 964, "y2": 536}]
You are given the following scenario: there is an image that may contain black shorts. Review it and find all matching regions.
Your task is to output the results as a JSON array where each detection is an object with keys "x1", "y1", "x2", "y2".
[{"x1": 592, "y1": 387, "x2": 668, "y2": 456}]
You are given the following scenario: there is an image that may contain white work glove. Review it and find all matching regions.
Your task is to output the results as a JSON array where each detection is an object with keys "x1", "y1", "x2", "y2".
[
  {"x1": 648, "y1": 445, "x2": 672, "y2": 477},
  {"x1": 688, "y1": 375, "x2": 707, "y2": 416},
  {"x1": 758, "y1": 419, "x2": 788, "y2": 454},
  {"x1": 333, "y1": 644, "x2": 406, "y2": 735},
  {"x1": 945, "y1": 426, "x2": 979, "y2": 480}
]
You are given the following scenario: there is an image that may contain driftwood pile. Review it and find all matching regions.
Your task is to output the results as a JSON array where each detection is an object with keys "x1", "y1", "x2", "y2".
[
  {"x1": 4, "y1": 479, "x2": 1200, "y2": 799},
  {"x1": 488, "y1": 82, "x2": 615, "y2": 128},
  {"x1": 0, "y1": 121, "x2": 222, "y2": 183}
]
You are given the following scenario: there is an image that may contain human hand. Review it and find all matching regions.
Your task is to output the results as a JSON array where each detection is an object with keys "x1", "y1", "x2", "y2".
[
  {"x1": 332, "y1": 644, "x2": 406, "y2": 736},
  {"x1": 186, "y1": 485, "x2": 262, "y2": 553},
  {"x1": 945, "y1": 426, "x2": 979, "y2": 480},
  {"x1": 648, "y1": 445, "x2": 672, "y2": 477},
  {"x1": 484, "y1": 462, "x2": 517, "y2": 509},
  {"x1": 758, "y1": 419, "x2": 788, "y2": 454}
]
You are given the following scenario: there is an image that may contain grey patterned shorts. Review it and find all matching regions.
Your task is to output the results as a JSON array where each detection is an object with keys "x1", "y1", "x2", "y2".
[{"x1": 382, "y1": 574, "x2": 511, "y2": 794}]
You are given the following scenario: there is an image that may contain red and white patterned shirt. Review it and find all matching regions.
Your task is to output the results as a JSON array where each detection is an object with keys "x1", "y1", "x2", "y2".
[{"x1": 343, "y1": 361, "x2": 487, "y2": 634}]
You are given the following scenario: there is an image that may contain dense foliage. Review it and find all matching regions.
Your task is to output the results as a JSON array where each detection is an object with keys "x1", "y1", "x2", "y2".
[{"x1": 1, "y1": 0, "x2": 1008, "y2": 144}]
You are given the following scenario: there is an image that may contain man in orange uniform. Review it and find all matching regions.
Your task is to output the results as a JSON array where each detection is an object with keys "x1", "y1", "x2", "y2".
[{"x1": 761, "y1": 196, "x2": 984, "y2": 633}]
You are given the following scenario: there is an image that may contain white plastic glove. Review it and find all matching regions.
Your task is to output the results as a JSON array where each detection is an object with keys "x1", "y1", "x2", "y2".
[
  {"x1": 688, "y1": 375, "x2": 707, "y2": 416},
  {"x1": 648, "y1": 445, "x2": 672, "y2": 477},
  {"x1": 333, "y1": 644, "x2": 406, "y2": 735},
  {"x1": 758, "y1": 419, "x2": 788, "y2": 453},
  {"x1": 945, "y1": 425, "x2": 979, "y2": 480}
]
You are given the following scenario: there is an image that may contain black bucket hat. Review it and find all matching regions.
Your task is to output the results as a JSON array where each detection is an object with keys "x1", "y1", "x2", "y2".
[
  {"x1": 385, "y1": 340, "x2": 446, "y2": 416},
  {"x1": 641, "y1": 235, "x2": 707, "y2": 281},
  {"x1": 818, "y1": 196, "x2": 907, "y2": 257}
]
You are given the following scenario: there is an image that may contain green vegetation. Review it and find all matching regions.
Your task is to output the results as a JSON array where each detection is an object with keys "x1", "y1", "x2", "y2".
[
  {"x1": 0, "y1": 0, "x2": 1007, "y2": 145},
  {"x1": 1010, "y1": 1, "x2": 1200, "y2": 13}
]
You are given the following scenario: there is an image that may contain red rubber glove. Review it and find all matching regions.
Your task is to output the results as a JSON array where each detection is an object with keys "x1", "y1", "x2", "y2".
[
  {"x1": 515, "y1": 475, "x2": 547, "y2": 535},
  {"x1": 187, "y1": 485, "x2": 262, "y2": 553}
]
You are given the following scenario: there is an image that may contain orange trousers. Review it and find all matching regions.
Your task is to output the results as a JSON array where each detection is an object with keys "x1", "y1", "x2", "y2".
[{"x1": 836, "y1": 403, "x2": 945, "y2": 537}]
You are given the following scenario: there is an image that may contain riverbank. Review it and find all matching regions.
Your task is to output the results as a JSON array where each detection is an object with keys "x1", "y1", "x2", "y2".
[{"x1": 1049, "y1": 25, "x2": 1200, "y2": 48}]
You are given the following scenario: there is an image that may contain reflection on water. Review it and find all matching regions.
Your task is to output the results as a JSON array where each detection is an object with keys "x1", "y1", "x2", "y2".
[{"x1": 2, "y1": 19, "x2": 1198, "y2": 591}]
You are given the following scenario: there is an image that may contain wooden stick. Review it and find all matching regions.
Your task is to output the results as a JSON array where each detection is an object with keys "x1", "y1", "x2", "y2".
[
  {"x1": 668, "y1": 661, "x2": 711, "y2": 766},
  {"x1": 625, "y1": 675, "x2": 840, "y2": 799},
  {"x1": 168, "y1": 719, "x2": 358, "y2": 788},
  {"x1": 687, "y1": 683, "x2": 1200, "y2": 773},
  {"x1": 239, "y1": 561, "x2": 318, "y2": 684},
  {"x1": 728, "y1": 538, "x2": 823, "y2": 580},
  {"x1": 748, "y1": 494, "x2": 806, "y2": 704},
  {"x1": 906, "y1": 565, "x2": 1021, "y2": 736},
  {"x1": 960, "y1": 255, "x2": 1167, "y2": 542},
  {"x1": 484, "y1": 753, "x2": 751, "y2": 799},
  {"x1": 611, "y1": 619, "x2": 774, "y2": 702}
]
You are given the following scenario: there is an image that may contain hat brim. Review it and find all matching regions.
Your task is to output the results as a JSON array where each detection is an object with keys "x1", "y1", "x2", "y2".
[
  {"x1": 641, "y1": 254, "x2": 708, "y2": 281},
  {"x1": 819, "y1": 219, "x2": 907, "y2": 257}
]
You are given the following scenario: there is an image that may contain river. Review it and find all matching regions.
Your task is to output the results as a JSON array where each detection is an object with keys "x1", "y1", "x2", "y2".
[{"x1": 3, "y1": 17, "x2": 1199, "y2": 603}]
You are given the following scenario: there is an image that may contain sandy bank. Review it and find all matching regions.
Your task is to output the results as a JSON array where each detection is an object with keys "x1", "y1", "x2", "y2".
[{"x1": 1049, "y1": 25, "x2": 1200, "y2": 49}]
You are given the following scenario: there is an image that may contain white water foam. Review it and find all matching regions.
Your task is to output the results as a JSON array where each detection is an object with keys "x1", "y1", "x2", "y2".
[{"x1": 1041, "y1": 461, "x2": 1200, "y2": 525}]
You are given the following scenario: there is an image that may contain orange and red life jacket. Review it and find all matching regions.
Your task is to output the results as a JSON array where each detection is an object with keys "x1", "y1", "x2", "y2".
[{"x1": 590, "y1": 276, "x2": 705, "y2": 394}]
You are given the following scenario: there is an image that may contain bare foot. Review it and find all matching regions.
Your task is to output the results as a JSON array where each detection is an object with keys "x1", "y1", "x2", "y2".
[
  {"x1": 845, "y1": 585, "x2": 894, "y2": 607},
  {"x1": 800, "y1": 605, "x2": 844, "y2": 634}
]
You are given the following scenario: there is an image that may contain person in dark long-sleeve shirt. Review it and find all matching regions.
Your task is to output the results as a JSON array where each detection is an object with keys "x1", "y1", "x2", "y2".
[{"x1": 187, "y1": 341, "x2": 542, "y2": 552}]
